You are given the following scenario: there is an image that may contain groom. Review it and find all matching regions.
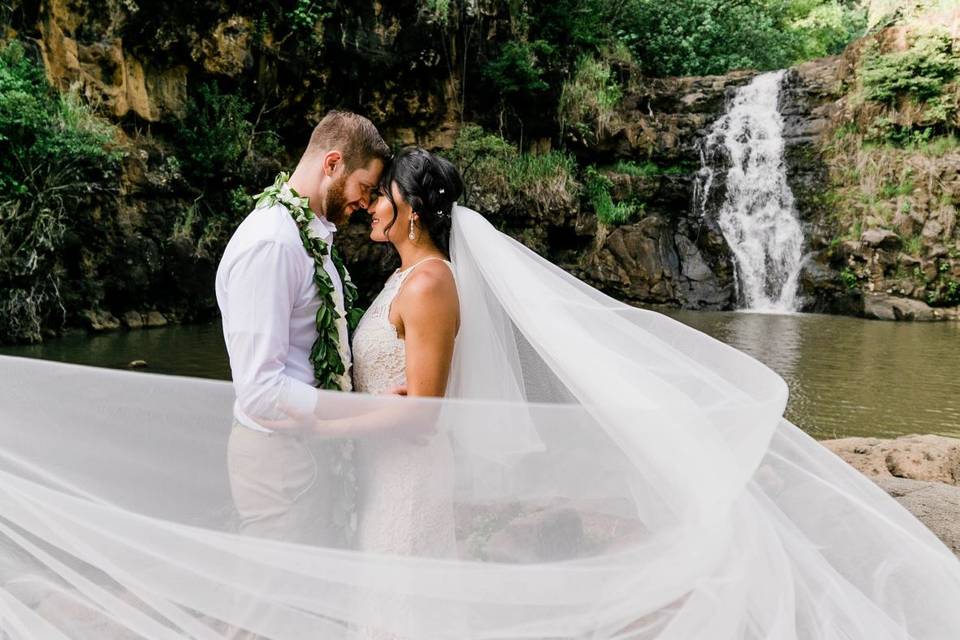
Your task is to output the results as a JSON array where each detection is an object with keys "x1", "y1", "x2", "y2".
[{"x1": 215, "y1": 110, "x2": 390, "y2": 545}]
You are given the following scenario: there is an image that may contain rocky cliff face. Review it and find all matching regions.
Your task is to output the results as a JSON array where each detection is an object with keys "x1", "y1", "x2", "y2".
[
  {"x1": 5, "y1": 0, "x2": 957, "y2": 342},
  {"x1": 566, "y1": 72, "x2": 759, "y2": 310},
  {"x1": 795, "y1": 9, "x2": 960, "y2": 321},
  {"x1": 4, "y1": 0, "x2": 476, "y2": 335}
]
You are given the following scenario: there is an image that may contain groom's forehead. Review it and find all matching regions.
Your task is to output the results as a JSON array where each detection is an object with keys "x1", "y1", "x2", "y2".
[{"x1": 348, "y1": 158, "x2": 385, "y2": 184}]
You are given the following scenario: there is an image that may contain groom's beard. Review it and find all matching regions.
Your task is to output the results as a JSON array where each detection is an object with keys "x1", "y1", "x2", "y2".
[{"x1": 323, "y1": 175, "x2": 349, "y2": 225}]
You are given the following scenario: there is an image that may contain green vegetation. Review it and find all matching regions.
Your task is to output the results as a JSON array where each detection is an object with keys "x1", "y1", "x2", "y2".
[
  {"x1": 584, "y1": 166, "x2": 642, "y2": 225},
  {"x1": 172, "y1": 83, "x2": 281, "y2": 258},
  {"x1": 420, "y1": 0, "x2": 453, "y2": 25},
  {"x1": 482, "y1": 41, "x2": 553, "y2": 101},
  {"x1": 903, "y1": 234, "x2": 924, "y2": 256},
  {"x1": 857, "y1": 31, "x2": 960, "y2": 146},
  {"x1": 177, "y1": 83, "x2": 280, "y2": 183},
  {"x1": 840, "y1": 266, "x2": 859, "y2": 290},
  {"x1": 861, "y1": 32, "x2": 958, "y2": 104},
  {"x1": 926, "y1": 276, "x2": 960, "y2": 305},
  {"x1": 879, "y1": 174, "x2": 916, "y2": 199},
  {"x1": 287, "y1": 0, "x2": 332, "y2": 44},
  {"x1": 615, "y1": 0, "x2": 867, "y2": 77},
  {"x1": 610, "y1": 160, "x2": 692, "y2": 177},
  {"x1": 0, "y1": 41, "x2": 123, "y2": 342},
  {"x1": 558, "y1": 51, "x2": 624, "y2": 142},
  {"x1": 443, "y1": 125, "x2": 579, "y2": 214}
]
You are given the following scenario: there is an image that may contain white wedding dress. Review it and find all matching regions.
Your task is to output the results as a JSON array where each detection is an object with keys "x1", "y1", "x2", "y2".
[
  {"x1": 350, "y1": 258, "x2": 458, "y2": 560},
  {"x1": 348, "y1": 258, "x2": 459, "y2": 639}
]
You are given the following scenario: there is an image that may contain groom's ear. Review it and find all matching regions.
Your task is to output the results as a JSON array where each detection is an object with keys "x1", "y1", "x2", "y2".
[{"x1": 321, "y1": 150, "x2": 343, "y2": 177}]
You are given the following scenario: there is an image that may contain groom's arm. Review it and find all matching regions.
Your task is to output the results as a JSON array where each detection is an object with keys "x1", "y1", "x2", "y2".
[{"x1": 222, "y1": 240, "x2": 317, "y2": 430}]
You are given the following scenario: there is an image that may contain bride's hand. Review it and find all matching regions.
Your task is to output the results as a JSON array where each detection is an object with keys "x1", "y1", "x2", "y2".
[{"x1": 383, "y1": 385, "x2": 408, "y2": 396}]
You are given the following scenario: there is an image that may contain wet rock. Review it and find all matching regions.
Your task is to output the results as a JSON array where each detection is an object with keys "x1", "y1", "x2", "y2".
[
  {"x1": 799, "y1": 256, "x2": 864, "y2": 315},
  {"x1": 863, "y1": 294, "x2": 937, "y2": 321},
  {"x1": 81, "y1": 310, "x2": 121, "y2": 332},
  {"x1": 122, "y1": 311, "x2": 144, "y2": 329},
  {"x1": 922, "y1": 218, "x2": 944, "y2": 242},
  {"x1": 144, "y1": 311, "x2": 168, "y2": 328}
]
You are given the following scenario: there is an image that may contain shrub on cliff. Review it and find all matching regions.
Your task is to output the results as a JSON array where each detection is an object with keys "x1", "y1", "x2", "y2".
[
  {"x1": 862, "y1": 31, "x2": 959, "y2": 105},
  {"x1": 0, "y1": 41, "x2": 122, "y2": 343},
  {"x1": 170, "y1": 82, "x2": 280, "y2": 268},
  {"x1": 857, "y1": 30, "x2": 959, "y2": 146},
  {"x1": 558, "y1": 48, "x2": 627, "y2": 144},
  {"x1": 583, "y1": 166, "x2": 640, "y2": 225},
  {"x1": 443, "y1": 124, "x2": 578, "y2": 216}
]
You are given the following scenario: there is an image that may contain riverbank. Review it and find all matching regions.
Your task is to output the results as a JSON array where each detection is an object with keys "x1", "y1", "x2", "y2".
[{"x1": 824, "y1": 434, "x2": 960, "y2": 556}]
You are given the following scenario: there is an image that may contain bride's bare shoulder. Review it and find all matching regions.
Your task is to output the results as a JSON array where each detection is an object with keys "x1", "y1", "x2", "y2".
[
  {"x1": 400, "y1": 261, "x2": 457, "y2": 302},
  {"x1": 395, "y1": 261, "x2": 458, "y2": 319}
]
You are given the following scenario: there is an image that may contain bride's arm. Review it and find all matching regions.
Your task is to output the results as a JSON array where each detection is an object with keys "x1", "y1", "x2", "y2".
[{"x1": 393, "y1": 263, "x2": 460, "y2": 397}]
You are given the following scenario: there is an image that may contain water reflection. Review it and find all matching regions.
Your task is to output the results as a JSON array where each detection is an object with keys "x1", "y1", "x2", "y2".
[
  {"x1": 0, "y1": 323, "x2": 231, "y2": 381},
  {"x1": 669, "y1": 310, "x2": 960, "y2": 439},
  {"x1": 2, "y1": 312, "x2": 958, "y2": 439}
]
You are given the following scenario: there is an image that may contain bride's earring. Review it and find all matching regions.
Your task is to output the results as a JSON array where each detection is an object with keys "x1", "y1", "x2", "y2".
[{"x1": 408, "y1": 216, "x2": 416, "y2": 241}]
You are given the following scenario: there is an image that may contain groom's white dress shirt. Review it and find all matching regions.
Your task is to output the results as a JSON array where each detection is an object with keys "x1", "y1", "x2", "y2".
[{"x1": 216, "y1": 203, "x2": 346, "y2": 432}]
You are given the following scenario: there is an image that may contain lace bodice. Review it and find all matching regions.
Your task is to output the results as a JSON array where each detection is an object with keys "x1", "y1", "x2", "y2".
[{"x1": 351, "y1": 258, "x2": 452, "y2": 395}]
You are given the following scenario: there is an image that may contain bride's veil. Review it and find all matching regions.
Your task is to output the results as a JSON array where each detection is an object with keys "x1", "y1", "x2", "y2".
[{"x1": 0, "y1": 205, "x2": 959, "y2": 638}]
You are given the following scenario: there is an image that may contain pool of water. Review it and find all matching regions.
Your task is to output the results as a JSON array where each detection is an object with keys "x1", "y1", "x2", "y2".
[{"x1": 3, "y1": 311, "x2": 958, "y2": 440}]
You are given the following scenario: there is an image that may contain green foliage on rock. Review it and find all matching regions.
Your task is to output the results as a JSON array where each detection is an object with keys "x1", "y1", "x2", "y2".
[
  {"x1": 0, "y1": 41, "x2": 123, "y2": 342},
  {"x1": 584, "y1": 166, "x2": 641, "y2": 226},
  {"x1": 176, "y1": 83, "x2": 275, "y2": 182},
  {"x1": 862, "y1": 32, "x2": 959, "y2": 104},
  {"x1": 558, "y1": 50, "x2": 624, "y2": 142},
  {"x1": 171, "y1": 82, "x2": 282, "y2": 260},
  {"x1": 482, "y1": 40, "x2": 553, "y2": 100},
  {"x1": 443, "y1": 124, "x2": 579, "y2": 215}
]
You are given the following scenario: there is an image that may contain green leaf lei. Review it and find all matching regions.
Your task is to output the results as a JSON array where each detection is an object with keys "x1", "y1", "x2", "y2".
[{"x1": 253, "y1": 172, "x2": 363, "y2": 391}]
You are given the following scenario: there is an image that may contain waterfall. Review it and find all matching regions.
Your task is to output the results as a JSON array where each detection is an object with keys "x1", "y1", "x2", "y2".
[{"x1": 695, "y1": 70, "x2": 804, "y2": 312}]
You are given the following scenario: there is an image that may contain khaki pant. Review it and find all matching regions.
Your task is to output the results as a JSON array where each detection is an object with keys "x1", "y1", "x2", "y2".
[
  {"x1": 226, "y1": 423, "x2": 351, "y2": 638},
  {"x1": 227, "y1": 422, "x2": 347, "y2": 546}
]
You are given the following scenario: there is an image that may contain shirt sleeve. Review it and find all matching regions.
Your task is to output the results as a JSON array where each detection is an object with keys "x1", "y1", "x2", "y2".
[{"x1": 222, "y1": 240, "x2": 318, "y2": 428}]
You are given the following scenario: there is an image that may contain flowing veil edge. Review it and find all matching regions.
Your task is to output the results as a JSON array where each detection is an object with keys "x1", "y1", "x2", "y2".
[{"x1": 0, "y1": 205, "x2": 957, "y2": 638}]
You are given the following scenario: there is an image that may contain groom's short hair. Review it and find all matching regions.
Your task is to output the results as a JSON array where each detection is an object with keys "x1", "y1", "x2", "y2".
[{"x1": 307, "y1": 110, "x2": 390, "y2": 171}]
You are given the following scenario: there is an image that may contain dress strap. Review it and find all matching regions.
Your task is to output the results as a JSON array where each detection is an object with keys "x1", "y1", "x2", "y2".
[{"x1": 396, "y1": 256, "x2": 452, "y2": 281}]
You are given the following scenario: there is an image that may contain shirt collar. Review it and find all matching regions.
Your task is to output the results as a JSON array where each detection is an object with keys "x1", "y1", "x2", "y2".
[{"x1": 307, "y1": 214, "x2": 337, "y2": 242}]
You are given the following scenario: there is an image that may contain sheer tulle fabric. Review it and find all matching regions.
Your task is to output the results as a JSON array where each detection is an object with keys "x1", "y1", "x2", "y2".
[{"x1": 0, "y1": 206, "x2": 958, "y2": 639}]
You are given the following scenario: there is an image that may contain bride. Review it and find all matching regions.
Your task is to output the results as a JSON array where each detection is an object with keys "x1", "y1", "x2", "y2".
[
  {"x1": 2, "y1": 147, "x2": 960, "y2": 638},
  {"x1": 351, "y1": 147, "x2": 462, "y2": 560}
]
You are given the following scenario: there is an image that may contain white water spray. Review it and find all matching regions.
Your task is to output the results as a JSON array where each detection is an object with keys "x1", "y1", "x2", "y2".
[{"x1": 696, "y1": 70, "x2": 804, "y2": 312}]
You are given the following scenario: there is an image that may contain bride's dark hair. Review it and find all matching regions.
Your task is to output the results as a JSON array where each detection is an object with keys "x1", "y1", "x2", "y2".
[{"x1": 379, "y1": 147, "x2": 464, "y2": 256}]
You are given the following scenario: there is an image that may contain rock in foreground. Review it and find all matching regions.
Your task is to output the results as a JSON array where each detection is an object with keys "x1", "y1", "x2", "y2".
[{"x1": 824, "y1": 434, "x2": 960, "y2": 556}]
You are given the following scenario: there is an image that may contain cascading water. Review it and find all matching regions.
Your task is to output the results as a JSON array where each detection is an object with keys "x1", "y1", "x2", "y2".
[{"x1": 695, "y1": 70, "x2": 804, "y2": 312}]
